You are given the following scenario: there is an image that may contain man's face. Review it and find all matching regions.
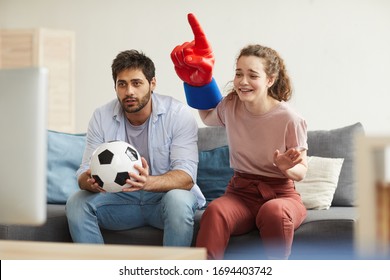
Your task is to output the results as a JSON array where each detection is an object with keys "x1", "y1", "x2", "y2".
[{"x1": 115, "y1": 68, "x2": 156, "y2": 114}]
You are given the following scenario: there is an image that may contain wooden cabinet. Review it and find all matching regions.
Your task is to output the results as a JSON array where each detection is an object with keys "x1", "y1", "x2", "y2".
[{"x1": 0, "y1": 29, "x2": 75, "y2": 132}]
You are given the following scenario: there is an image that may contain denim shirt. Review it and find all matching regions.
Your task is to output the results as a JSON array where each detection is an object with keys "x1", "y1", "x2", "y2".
[{"x1": 77, "y1": 93, "x2": 205, "y2": 208}]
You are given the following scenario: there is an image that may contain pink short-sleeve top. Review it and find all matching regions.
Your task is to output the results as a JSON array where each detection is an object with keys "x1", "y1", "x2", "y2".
[{"x1": 216, "y1": 94, "x2": 308, "y2": 178}]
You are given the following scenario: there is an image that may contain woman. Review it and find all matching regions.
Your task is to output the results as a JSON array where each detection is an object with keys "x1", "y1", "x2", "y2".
[
  {"x1": 195, "y1": 44, "x2": 308, "y2": 259},
  {"x1": 171, "y1": 14, "x2": 308, "y2": 259}
]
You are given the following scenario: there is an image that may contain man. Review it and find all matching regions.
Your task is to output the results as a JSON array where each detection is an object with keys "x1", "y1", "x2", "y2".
[{"x1": 66, "y1": 50, "x2": 205, "y2": 246}]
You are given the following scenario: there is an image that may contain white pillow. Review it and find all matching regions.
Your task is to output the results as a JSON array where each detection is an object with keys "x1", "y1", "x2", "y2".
[{"x1": 295, "y1": 156, "x2": 344, "y2": 210}]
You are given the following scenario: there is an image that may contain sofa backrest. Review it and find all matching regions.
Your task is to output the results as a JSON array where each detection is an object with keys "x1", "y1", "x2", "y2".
[
  {"x1": 197, "y1": 123, "x2": 365, "y2": 207},
  {"x1": 198, "y1": 126, "x2": 228, "y2": 151},
  {"x1": 46, "y1": 123, "x2": 364, "y2": 207},
  {"x1": 307, "y1": 122, "x2": 364, "y2": 206}
]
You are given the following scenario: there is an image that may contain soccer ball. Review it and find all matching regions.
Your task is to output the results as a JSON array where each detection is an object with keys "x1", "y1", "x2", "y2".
[{"x1": 90, "y1": 141, "x2": 142, "y2": 192}]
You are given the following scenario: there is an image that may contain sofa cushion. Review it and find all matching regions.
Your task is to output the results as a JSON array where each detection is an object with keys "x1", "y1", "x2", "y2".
[
  {"x1": 197, "y1": 145, "x2": 233, "y2": 205},
  {"x1": 307, "y1": 122, "x2": 364, "y2": 206},
  {"x1": 47, "y1": 130, "x2": 86, "y2": 204},
  {"x1": 294, "y1": 207, "x2": 357, "y2": 241},
  {"x1": 0, "y1": 204, "x2": 72, "y2": 242},
  {"x1": 295, "y1": 156, "x2": 344, "y2": 210}
]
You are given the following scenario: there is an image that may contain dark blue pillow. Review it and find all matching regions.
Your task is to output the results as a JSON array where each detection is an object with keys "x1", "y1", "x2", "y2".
[
  {"x1": 47, "y1": 130, "x2": 86, "y2": 204},
  {"x1": 197, "y1": 145, "x2": 233, "y2": 206}
]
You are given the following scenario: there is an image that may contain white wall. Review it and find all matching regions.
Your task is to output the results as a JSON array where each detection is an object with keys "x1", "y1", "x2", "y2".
[{"x1": 1, "y1": 0, "x2": 389, "y2": 134}]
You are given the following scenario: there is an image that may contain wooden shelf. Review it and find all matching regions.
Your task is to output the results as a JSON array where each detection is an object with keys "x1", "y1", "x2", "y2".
[{"x1": 0, "y1": 28, "x2": 75, "y2": 132}]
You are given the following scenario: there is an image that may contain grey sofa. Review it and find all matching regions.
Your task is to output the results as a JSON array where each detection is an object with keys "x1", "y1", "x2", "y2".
[{"x1": 0, "y1": 122, "x2": 364, "y2": 259}]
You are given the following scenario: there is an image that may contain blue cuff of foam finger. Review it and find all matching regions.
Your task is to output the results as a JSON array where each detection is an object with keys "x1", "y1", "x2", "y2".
[{"x1": 183, "y1": 78, "x2": 222, "y2": 110}]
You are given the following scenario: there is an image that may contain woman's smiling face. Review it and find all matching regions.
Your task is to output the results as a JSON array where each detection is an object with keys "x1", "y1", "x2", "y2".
[{"x1": 233, "y1": 55, "x2": 274, "y2": 103}]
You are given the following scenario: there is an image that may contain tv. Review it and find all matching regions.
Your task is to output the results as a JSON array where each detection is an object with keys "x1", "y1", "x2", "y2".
[{"x1": 0, "y1": 67, "x2": 48, "y2": 225}]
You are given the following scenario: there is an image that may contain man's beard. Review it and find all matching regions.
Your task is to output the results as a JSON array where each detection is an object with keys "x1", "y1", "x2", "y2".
[{"x1": 120, "y1": 89, "x2": 151, "y2": 114}]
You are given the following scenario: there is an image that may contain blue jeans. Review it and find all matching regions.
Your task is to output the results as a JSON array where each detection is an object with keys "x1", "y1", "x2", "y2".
[{"x1": 66, "y1": 189, "x2": 198, "y2": 246}]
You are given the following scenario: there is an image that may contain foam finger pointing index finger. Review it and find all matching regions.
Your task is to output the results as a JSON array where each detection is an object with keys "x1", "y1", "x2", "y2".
[{"x1": 187, "y1": 13, "x2": 209, "y2": 49}]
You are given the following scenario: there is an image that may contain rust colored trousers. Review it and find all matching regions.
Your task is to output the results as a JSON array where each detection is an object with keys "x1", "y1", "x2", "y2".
[{"x1": 196, "y1": 172, "x2": 307, "y2": 259}]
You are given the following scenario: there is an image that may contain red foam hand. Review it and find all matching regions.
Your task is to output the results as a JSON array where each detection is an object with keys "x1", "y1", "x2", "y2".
[{"x1": 171, "y1": 13, "x2": 214, "y2": 86}]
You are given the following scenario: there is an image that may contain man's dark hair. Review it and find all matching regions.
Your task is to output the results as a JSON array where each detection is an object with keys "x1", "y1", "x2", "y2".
[{"x1": 111, "y1": 50, "x2": 155, "y2": 84}]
